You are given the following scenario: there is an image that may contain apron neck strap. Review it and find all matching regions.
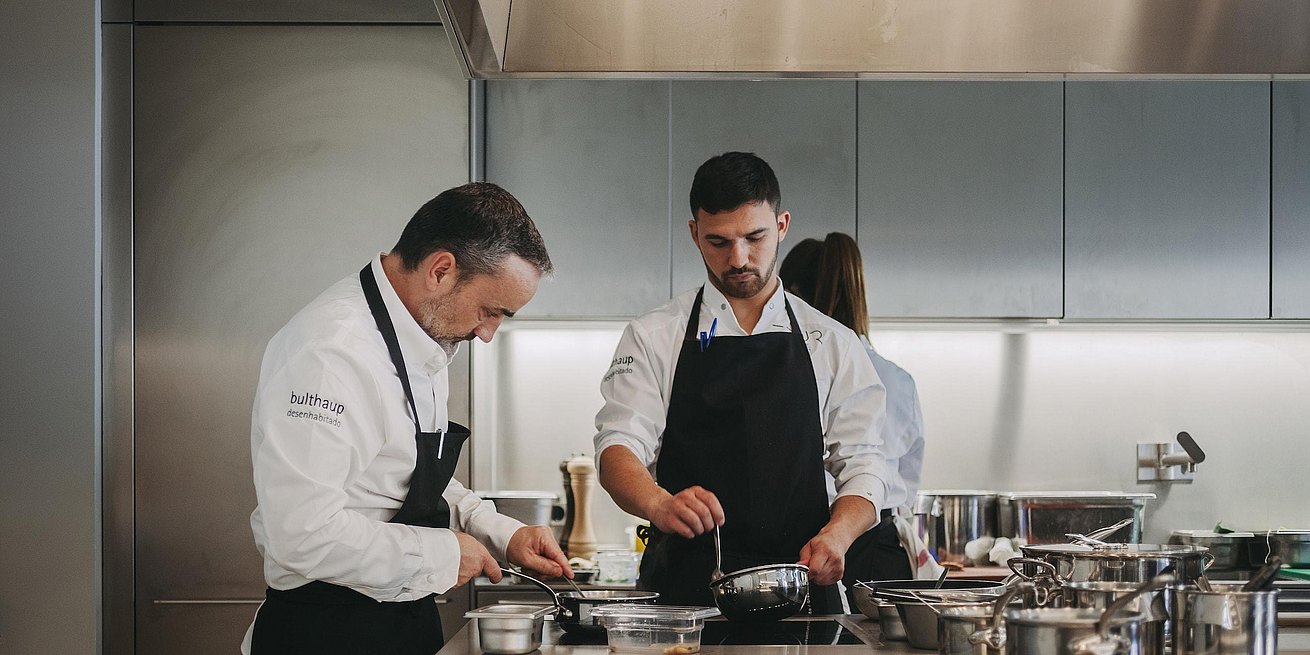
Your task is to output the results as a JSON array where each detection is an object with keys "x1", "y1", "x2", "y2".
[{"x1": 359, "y1": 264, "x2": 422, "y2": 433}]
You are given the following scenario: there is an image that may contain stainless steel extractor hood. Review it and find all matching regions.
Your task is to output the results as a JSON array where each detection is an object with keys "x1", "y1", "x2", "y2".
[{"x1": 435, "y1": 0, "x2": 1310, "y2": 79}]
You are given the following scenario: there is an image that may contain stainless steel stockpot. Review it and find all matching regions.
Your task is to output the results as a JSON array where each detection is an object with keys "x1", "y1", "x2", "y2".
[
  {"x1": 1019, "y1": 543, "x2": 1212, "y2": 586},
  {"x1": 1004, "y1": 608, "x2": 1145, "y2": 655},
  {"x1": 1064, "y1": 581, "x2": 1168, "y2": 655},
  {"x1": 915, "y1": 490, "x2": 998, "y2": 566},
  {"x1": 938, "y1": 605, "x2": 1000, "y2": 655},
  {"x1": 1172, "y1": 584, "x2": 1279, "y2": 654}
]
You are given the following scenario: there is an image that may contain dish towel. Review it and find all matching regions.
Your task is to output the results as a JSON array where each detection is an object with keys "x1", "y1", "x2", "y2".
[{"x1": 893, "y1": 513, "x2": 945, "y2": 580}]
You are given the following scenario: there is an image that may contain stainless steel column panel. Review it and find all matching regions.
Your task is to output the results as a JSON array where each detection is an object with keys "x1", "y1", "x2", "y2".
[
  {"x1": 134, "y1": 0, "x2": 438, "y2": 23},
  {"x1": 671, "y1": 81, "x2": 857, "y2": 295},
  {"x1": 1273, "y1": 82, "x2": 1310, "y2": 319},
  {"x1": 102, "y1": 22, "x2": 136, "y2": 655},
  {"x1": 1065, "y1": 82, "x2": 1270, "y2": 319},
  {"x1": 133, "y1": 24, "x2": 468, "y2": 653},
  {"x1": 486, "y1": 81, "x2": 671, "y2": 317},
  {"x1": 857, "y1": 82, "x2": 1064, "y2": 318},
  {"x1": 0, "y1": 3, "x2": 99, "y2": 653}
]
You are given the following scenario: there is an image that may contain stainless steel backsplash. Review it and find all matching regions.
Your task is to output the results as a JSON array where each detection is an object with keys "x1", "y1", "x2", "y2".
[{"x1": 472, "y1": 320, "x2": 1310, "y2": 545}]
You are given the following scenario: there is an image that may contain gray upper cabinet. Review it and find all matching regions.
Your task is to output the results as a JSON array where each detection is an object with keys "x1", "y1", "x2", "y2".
[
  {"x1": 670, "y1": 81, "x2": 858, "y2": 296},
  {"x1": 486, "y1": 81, "x2": 671, "y2": 317},
  {"x1": 858, "y1": 82, "x2": 1064, "y2": 318},
  {"x1": 1273, "y1": 82, "x2": 1310, "y2": 319},
  {"x1": 1065, "y1": 82, "x2": 1270, "y2": 319},
  {"x1": 134, "y1": 0, "x2": 438, "y2": 22}
]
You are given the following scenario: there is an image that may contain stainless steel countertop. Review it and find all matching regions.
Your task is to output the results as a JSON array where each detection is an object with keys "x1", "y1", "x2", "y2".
[{"x1": 438, "y1": 614, "x2": 1310, "y2": 654}]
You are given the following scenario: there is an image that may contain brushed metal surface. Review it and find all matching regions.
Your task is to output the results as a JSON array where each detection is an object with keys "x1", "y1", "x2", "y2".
[
  {"x1": 1272, "y1": 82, "x2": 1310, "y2": 318},
  {"x1": 132, "y1": 24, "x2": 468, "y2": 651},
  {"x1": 485, "y1": 80, "x2": 671, "y2": 317},
  {"x1": 1064, "y1": 82, "x2": 1270, "y2": 319},
  {"x1": 669, "y1": 80, "x2": 857, "y2": 295},
  {"x1": 135, "y1": 0, "x2": 438, "y2": 23},
  {"x1": 440, "y1": 0, "x2": 1310, "y2": 78},
  {"x1": 857, "y1": 82, "x2": 1063, "y2": 318},
  {"x1": 102, "y1": 22, "x2": 136, "y2": 655}
]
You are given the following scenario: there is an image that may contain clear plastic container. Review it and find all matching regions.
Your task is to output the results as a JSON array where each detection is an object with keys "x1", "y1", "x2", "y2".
[
  {"x1": 594, "y1": 549, "x2": 642, "y2": 583},
  {"x1": 591, "y1": 604, "x2": 720, "y2": 654}
]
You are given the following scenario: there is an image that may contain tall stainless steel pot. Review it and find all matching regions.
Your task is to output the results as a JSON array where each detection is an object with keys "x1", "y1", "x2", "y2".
[{"x1": 915, "y1": 490, "x2": 998, "y2": 566}]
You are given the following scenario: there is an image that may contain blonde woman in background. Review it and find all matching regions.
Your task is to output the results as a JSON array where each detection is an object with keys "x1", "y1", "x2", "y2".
[{"x1": 780, "y1": 233, "x2": 943, "y2": 601}]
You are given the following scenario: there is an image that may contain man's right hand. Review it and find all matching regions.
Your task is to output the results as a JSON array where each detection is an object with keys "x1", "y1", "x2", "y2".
[
  {"x1": 648, "y1": 485, "x2": 725, "y2": 539},
  {"x1": 455, "y1": 531, "x2": 501, "y2": 587}
]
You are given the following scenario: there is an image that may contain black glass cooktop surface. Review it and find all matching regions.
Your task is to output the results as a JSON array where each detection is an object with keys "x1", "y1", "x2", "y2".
[{"x1": 700, "y1": 619, "x2": 866, "y2": 646}]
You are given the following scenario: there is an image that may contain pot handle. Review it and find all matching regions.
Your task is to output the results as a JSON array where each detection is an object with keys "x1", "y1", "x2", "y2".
[
  {"x1": 1007, "y1": 557, "x2": 1061, "y2": 583},
  {"x1": 968, "y1": 580, "x2": 1034, "y2": 650},
  {"x1": 1067, "y1": 574, "x2": 1177, "y2": 655},
  {"x1": 1201, "y1": 550, "x2": 1216, "y2": 571},
  {"x1": 500, "y1": 567, "x2": 567, "y2": 617}
]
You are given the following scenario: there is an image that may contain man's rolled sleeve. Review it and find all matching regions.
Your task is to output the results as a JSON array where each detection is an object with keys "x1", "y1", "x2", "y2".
[{"x1": 594, "y1": 323, "x2": 666, "y2": 472}]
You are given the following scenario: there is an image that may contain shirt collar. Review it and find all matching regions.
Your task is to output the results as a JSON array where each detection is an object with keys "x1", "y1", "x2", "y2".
[
  {"x1": 370, "y1": 254, "x2": 454, "y2": 375},
  {"x1": 698, "y1": 276, "x2": 790, "y2": 335}
]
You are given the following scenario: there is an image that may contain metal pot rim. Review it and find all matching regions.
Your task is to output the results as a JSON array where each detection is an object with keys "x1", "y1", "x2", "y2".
[
  {"x1": 1005, "y1": 607, "x2": 1143, "y2": 628},
  {"x1": 708, "y1": 563, "x2": 808, "y2": 589},
  {"x1": 1023, "y1": 543, "x2": 1209, "y2": 559}
]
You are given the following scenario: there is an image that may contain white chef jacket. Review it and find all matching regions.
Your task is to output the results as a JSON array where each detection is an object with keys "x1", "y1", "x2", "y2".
[
  {"x1": 247, "y1": 255, "x2": 521, "y2": 605},
  {"x1": 862, "y1": 337, "x2": 926, "y2": 514},
  {"x1": 593, "y1": 279, "x2": 892, "y2": 511}
]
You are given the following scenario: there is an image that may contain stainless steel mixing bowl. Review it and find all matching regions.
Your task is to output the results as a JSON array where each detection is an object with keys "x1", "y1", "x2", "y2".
[{"x1": 708, "y1": 563, "x2": 809, "y2": 622}]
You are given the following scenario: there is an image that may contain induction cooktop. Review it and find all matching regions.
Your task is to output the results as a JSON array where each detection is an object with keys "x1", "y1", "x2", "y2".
[{"x1": 700, "y1": 619, "x2": 866, "y2": 646}]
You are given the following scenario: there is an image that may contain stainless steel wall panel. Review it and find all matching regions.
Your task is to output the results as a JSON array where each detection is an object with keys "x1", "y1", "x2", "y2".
[
  {"x1": 134, "y1": 0, "x2": 438, "y2": 23},
  {"x1": 485, "y1": 80, "x2": 671, "y2": 317},
  {"x1": 1065, "y1": 82, "x2": 1270, "y2": 319},
  {"x1": 102, "y1": 22, "x2": 136, "y2": 655},
  {"x1": 0, "y1": 2, "x2": 100, "y2": 653},
  {"x1": 857, "y1": 82, "x2": 1064, "y2": 318},
  {"x1": 133, "y1": 24, "x2": 469, "y2": 649},
  {"x1": 670, "y1": 81, "x2": 858, "y2": 296},
  {"x1": 1273, "y1": 82, "x2": 1310, "y2": 319}
]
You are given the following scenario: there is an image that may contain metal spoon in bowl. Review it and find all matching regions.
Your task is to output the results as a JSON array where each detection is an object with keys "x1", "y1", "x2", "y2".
[{"x1": 711, "y1": 525, "x2": 725, "y2": 582}]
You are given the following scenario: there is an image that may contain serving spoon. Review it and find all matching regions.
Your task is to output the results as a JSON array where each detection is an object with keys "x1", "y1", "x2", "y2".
[{"x1": 711, "y1": 525, "x2": 726, "y2": 582}]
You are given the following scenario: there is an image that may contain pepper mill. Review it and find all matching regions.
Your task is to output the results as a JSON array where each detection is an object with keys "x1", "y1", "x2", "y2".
[
  {"x1": 564, "y1": 455, "x2": 598, "y2": 560},
  {"x1": 558, "y1": 458, "x2": 575, "y2": 554}
]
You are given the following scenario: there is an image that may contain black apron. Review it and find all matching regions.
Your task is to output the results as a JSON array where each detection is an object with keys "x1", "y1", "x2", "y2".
[
  {"x1": 637, "y1": 287, "x2": 843, "y2": 613},
  {"x1": 841, "y1": 509, "x2": 913, "y2": 605},
  {"x1": 250, "y1": 265, "x2": 469, "y2": 655}
]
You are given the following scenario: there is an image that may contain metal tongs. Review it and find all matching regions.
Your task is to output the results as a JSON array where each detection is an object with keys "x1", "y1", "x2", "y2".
[{"x1": 1065, "y1": 517, "x2": 1135, "y2": 548}]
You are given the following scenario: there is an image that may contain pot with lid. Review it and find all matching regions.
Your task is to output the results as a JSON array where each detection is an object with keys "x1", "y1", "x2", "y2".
[{"x1": 1018, "y1": 543, "x2": 1212, "y2": 588}]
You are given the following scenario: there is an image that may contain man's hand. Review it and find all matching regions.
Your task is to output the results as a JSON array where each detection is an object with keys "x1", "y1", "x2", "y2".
[
  {"x1": 456, "y1": 531, "x2": 502, "y2": 587},
  {"x1": 798, "y1": 529, "x2": 853, "y2": 586},
  {"x1": 648, "y1": 485, "x2": 725, "y2": 539},
  {"x1": 799, "y1": 495, "x2": 880, "y2": 586},
  {"x1": 506, "y1": 526, "x2": 572, "y2": 579}
]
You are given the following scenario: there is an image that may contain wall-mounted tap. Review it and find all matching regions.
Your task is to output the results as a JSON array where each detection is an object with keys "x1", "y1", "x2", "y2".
[{"x1": 1137, "y1": 431, "x2": 1206, "y2": 483}]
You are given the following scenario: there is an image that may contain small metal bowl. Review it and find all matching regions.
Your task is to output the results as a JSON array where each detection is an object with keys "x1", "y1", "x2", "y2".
[
  {"x1": 465, "y1": 604, "x2": 554, "y2": 655},
  {"x1": 708, "y1": 563, "x2": 809, "y2": 622}
]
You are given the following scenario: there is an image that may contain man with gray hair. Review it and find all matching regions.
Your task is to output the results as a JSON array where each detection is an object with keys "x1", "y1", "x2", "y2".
[{"x1": 243, "y1": 182, "x2": 569, "y2": 654}]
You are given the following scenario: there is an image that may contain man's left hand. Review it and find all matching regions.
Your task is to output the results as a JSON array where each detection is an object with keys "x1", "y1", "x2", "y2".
[
  {"x1": 798, "y1": 531, "x2": 852, "y2": 586},
  {"x1": 506, "y1": 526, "x2": 572, "y2": 579}
]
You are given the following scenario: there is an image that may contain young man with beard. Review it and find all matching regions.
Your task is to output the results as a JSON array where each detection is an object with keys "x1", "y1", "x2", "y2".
[
  {"x1": 244, "y1": 183, "x2": 571, "y2": 654},
  {"x1": 593, "y1": 152, "x2": 892, "y2": 611}
]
